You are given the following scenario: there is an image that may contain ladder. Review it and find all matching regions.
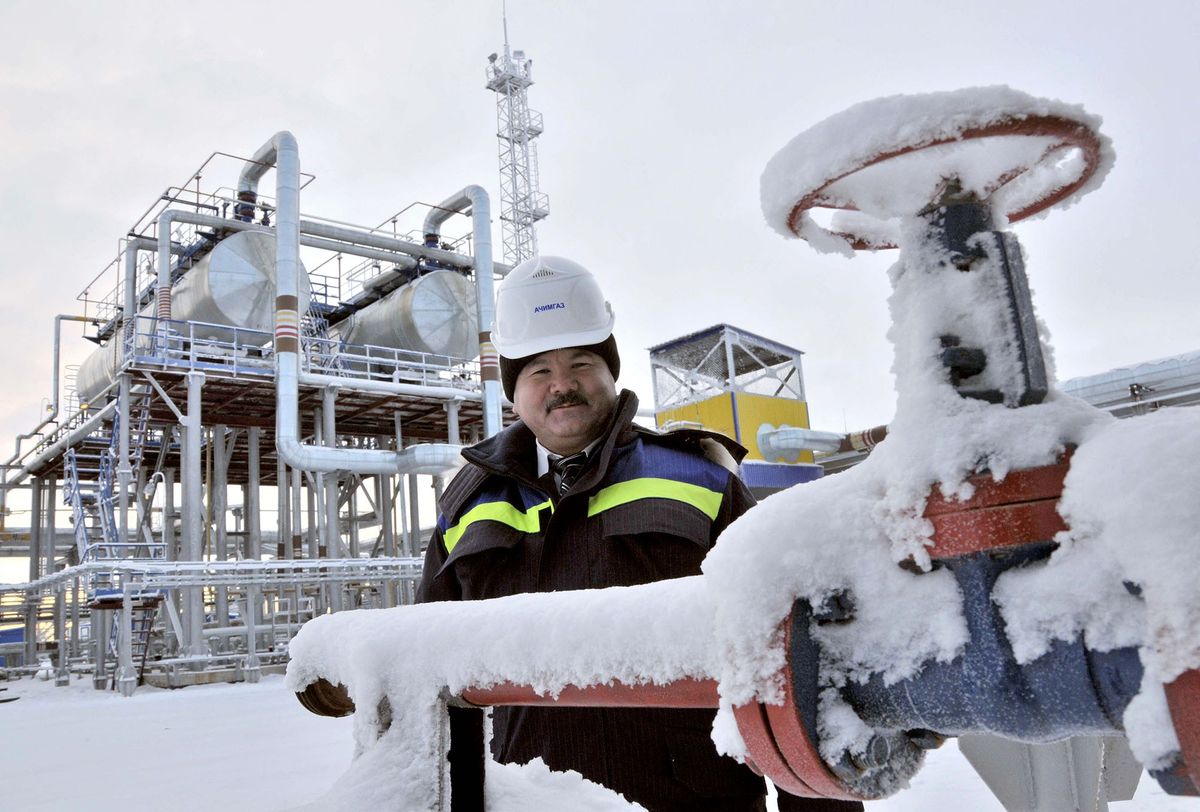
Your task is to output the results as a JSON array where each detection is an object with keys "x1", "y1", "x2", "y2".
[
  {"x1": 103, "y1": 592, "x2": 164, "y2": 689},
  {"x1": 63, "y1": 446, "x2": 117, "y2": 565}
]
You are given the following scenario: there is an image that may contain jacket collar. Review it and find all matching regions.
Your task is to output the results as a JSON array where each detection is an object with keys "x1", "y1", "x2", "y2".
[{"x1": 462, "y1": 389, "x2": 640, "y2": 491}]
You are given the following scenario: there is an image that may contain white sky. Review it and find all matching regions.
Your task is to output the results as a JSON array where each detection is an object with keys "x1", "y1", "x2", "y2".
[{"x1": 1, "y1": 0, "x2": 1197, "y2": 442}]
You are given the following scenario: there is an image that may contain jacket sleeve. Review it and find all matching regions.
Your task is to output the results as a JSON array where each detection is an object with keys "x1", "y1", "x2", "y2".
[
  {"x1": 710, "y1": 468, "x2": 757, "y2": 544},
  {"x1": 416, "y1": 525, "x2": 459, "y2": 603}
]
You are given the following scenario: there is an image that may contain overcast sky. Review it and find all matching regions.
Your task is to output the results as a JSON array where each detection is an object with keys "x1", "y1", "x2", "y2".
[{"x1": 1, "y1": 0, "x2": 1196, "y2": 443}]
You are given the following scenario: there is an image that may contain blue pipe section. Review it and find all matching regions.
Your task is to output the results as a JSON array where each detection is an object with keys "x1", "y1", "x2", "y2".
[{"x1": 827, "y1": 545, "x2": 1143, "y2": 740}]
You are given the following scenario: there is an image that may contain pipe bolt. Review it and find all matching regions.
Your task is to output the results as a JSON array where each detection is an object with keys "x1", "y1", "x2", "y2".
[{"x1": 813, "y1": 590, "x2": 855, "y2": 625}]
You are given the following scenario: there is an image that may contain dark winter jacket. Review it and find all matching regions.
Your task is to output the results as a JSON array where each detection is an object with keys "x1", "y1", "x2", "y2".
[{"x1": 418, "y1": 390, "x2": 862, "y2": 812}]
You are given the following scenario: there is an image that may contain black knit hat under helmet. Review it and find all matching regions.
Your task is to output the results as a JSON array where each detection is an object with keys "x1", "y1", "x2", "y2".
[{"x1": 500, "y1": 333, "x2": 621, "y2": 401}]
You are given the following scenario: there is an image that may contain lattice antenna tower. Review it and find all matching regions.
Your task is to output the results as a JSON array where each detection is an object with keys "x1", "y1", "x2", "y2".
[{"x1": 486, "y1": 6, "x2": 549, "y2": 265}]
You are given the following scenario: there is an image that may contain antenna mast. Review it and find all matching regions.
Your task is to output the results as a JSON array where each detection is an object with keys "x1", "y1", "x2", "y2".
[{"x1": 486, "y1": 7, "x2": 549, "y2": 265}]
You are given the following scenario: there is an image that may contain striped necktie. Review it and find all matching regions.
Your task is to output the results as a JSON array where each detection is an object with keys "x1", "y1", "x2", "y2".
[{"x1": 550, "y1": 452, "x2": 588, "y2": 495}]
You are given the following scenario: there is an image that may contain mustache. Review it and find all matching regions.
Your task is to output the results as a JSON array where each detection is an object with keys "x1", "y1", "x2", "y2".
[{"x1": 545, "y1": 392, "x2": 589, "y2": 413}]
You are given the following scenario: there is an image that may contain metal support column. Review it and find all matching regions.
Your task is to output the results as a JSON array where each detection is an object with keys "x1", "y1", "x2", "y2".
[
  {"x1": 348, "y1": 484, "x2": 360, "y2": 559},
  {"x1": 117, "y1": 374, "x2": 132, "y2": 546},
  {"x1": 163, "y1": 468, "x2": 176, "y2": 562},
  {"x1": 446, "y1": 398, "x2": 462, "y2": 444},
  {"x1": 163, "y1": 466, "x2": 181, "y2": 655},
  {"x1": 246, "y1": 427, "x2": 262, "y2": 629},
  {"x1": 69, "y1": 573, "x2": 80, "y2": 662},
  {"x1": 54, "y1": 583, "x2": 68, "y2": 686},
  {"x1": 116, "y1": 583, "x2": 137, "y2": 697},
  {"x1": 184, "y1": 372, "x2": 206, "y2": 659},
  {"x1": 322, "y1": 388, "x2": 341, "y2": 558},
  {"x1": 306, "y1": 473, "x2": 319, "y2": 560},
  {"x1": 292, "y1": 467, "x2": 304, "y2": 558},
  {"x1": 407, "y1": 475, "x2": 421, "y2": 558},
  {"x1": 92, "y1": 607, "x2": 109, "y2": 689},
  {"x1": 278, "y1": 458, "x2": 290, "y2": 559},
  {"x1": 44, "y1": 476, "x2": 56, "y2": 579},
  {"x1": 322, "y1": 388, "x2": 343, "y2": 612},
  {"x1": 290, "y1": 466, "x2": 304, "y2": 620},
  {"x1": 24, "y1": 477, "x2": 43, "y2": 666},
  {"x1": 377, "y1": 473, "x2": 397, "y2": 609},
  {"x1": 244, "y1": 427, "x2": 262, "y2": 682},
  {"x1": 213, "y1": 425, "x2": 229, "y2": 637}
]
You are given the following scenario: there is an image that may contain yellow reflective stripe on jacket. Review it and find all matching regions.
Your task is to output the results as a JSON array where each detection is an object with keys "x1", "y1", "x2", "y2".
[
  {"x1": 586, "y1": 477, "x2": 722, "y2": 520},
  {"x1": 443, "y1": 499, "x2": 552, "y2": 554}
]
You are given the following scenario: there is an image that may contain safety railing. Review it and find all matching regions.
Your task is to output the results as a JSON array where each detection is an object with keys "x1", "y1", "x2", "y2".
[
  {"x1": 1, "y1": 557, "x2": 425, "y2": 598},
  {"x1": 123, "y1": 314, "x2": 481, "y2": 392}
]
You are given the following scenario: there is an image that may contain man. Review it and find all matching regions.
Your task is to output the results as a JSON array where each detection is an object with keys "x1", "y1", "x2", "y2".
[{"x1": 418, "y1": 256, "x2": 861, "y2": 812}]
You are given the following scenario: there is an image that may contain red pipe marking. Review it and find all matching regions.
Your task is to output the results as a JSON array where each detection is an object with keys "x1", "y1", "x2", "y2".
[
  {"x1": 733, "y1": 701, "x2": 819, "y2": 797},
  {"x1": 1165, "y1": 669, "x2": 1200, "y2": 793},
  {"x1": 927, "y1": 499, "x2": 1067, "y2": 558},
  {"x1": 460, "y1": 678, "x2": 719, "y2": 709}
]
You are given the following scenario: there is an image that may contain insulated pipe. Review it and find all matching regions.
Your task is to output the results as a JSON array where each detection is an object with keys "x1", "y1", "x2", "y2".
[
  {"x1": 249, "y1": 131, "x2": 463, "y2": 477},
  {"x1": 758, "y1": 424, "x2": 891, "y2": 463},
  {"x1": 298, "y1": 372, "x2": 482, "y2": 402},
  {"x1": 10, "y1": 401, "x2": 118, "y2": 486},
  {"x1": 1, "y1": 313, "x2": 95, "y2": 522},
  {"x1": 423, "y1": 186, "x2": 502, "y2": 437},
  {"x1": 157, "y1": 210, "x2": 178, "y2": 320},
  {"x1": 150, "y1": 210, "x2": 426, "y2": 272},
  {"x1": 115, "y1": 236, "x2": 155, "y2": 547},
  {"x1": 758, "y1": 425, "x2": 845, "y2": 462}
]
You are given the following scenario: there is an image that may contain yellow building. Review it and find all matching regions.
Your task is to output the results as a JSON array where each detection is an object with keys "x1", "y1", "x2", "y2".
[{"x1": 649, "y1": 325, "x2": 822, "y2": 495}]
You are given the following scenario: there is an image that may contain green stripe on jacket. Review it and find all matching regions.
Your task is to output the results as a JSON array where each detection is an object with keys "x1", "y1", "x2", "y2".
[
  {"x1": 587, "y1": 477, "x2": 723, "y2": 519},
  {"x1": 442, "y1": 477, "x2": 723, "y2": 554},
  {"x1": 443, "y1": 499, "x2": 552, "y2": 553}
]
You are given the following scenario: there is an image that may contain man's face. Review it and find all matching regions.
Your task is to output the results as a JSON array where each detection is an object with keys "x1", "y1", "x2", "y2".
[{"x1": 511, "y1": 347, "x2": 618, "y2": 456}]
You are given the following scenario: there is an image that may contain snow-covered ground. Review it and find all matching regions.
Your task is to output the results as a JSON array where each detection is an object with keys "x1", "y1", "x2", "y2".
[{"x1": 0, "y1": 674, "x2": 1191, "y2": 811}]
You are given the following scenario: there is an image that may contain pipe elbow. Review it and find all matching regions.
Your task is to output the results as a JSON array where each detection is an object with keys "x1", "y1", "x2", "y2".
[{"x1": 395, "y1": 443, "x2": 465, "y2": 476}]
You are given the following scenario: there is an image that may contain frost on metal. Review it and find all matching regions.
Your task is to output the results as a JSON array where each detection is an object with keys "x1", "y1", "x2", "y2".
[{"x1": 760, "y1": 86, "x2": 1115, "y2": 254}]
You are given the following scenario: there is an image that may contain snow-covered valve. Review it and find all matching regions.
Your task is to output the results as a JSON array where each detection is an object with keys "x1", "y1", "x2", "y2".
[
  {"x1": 755, "y1": 86, "x2": 1200, "y2": 801},
  {"x1": 763, "y1": 88, "x2": 1108, "y2": 409}
]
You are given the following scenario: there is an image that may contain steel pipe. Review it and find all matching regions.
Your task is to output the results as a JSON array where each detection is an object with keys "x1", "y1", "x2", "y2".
[{"x1": 424, "y1": 186, "x2": 502, "y2": 437}]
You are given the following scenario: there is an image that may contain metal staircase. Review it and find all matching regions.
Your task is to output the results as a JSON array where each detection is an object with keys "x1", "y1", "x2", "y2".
[
  {"x1": 105, "y1": 592, "x2": 164, "y2": 689},
  {"x1": 62, "y1": 383, "x2": 166, "y2": 606},
  {"x1": 63, "y1": 445, "x2": 118, "y2": 565}
]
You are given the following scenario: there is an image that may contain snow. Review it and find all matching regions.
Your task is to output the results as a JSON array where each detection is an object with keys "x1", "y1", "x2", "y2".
[
  {"x1": 0, "y1": 673, "x2": 1193, "y2": 811},
  {"x1": 993, "y1": 406, "x2": 1200, "y2": 767},
  {"x1": 760, "y1": 86, "x2": 1115, "y2": 254},
  {"x1": 285, "y1": 578, "x2": 718, "y2": 808}
]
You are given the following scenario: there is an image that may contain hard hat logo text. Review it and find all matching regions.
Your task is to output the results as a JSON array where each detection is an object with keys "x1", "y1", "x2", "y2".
[{"x1": 533, "y1": 302, "x2": 566, "y2": 313}]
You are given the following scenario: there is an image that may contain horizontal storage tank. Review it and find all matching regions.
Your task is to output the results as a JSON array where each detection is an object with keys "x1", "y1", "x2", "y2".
[
  {"x1": 336, "y1": 270, "x2": 477, "y2": 360},
  {"x1": 172, "y1": 230, "x2": 311, "y2": 343},
  {"x1": 75, "y1": 231, "x2": 311, "y2": 404}
]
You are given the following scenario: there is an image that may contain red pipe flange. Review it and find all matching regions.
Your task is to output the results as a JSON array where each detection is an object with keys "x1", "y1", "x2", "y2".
[
  {"x1": 923, "y1": 454, "x2": 1071, "y2": 559},
  {"x1": 1165, "y1": 669, "x2": 1200, "y2": 795},
  {"x1": 731, "y1": 619, "x2": 870, "y2": 801}
]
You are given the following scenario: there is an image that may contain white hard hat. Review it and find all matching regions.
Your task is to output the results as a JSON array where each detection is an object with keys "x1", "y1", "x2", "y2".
[{"x1": 491, "y1": 255, "x2": 615, "y2": 360}]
